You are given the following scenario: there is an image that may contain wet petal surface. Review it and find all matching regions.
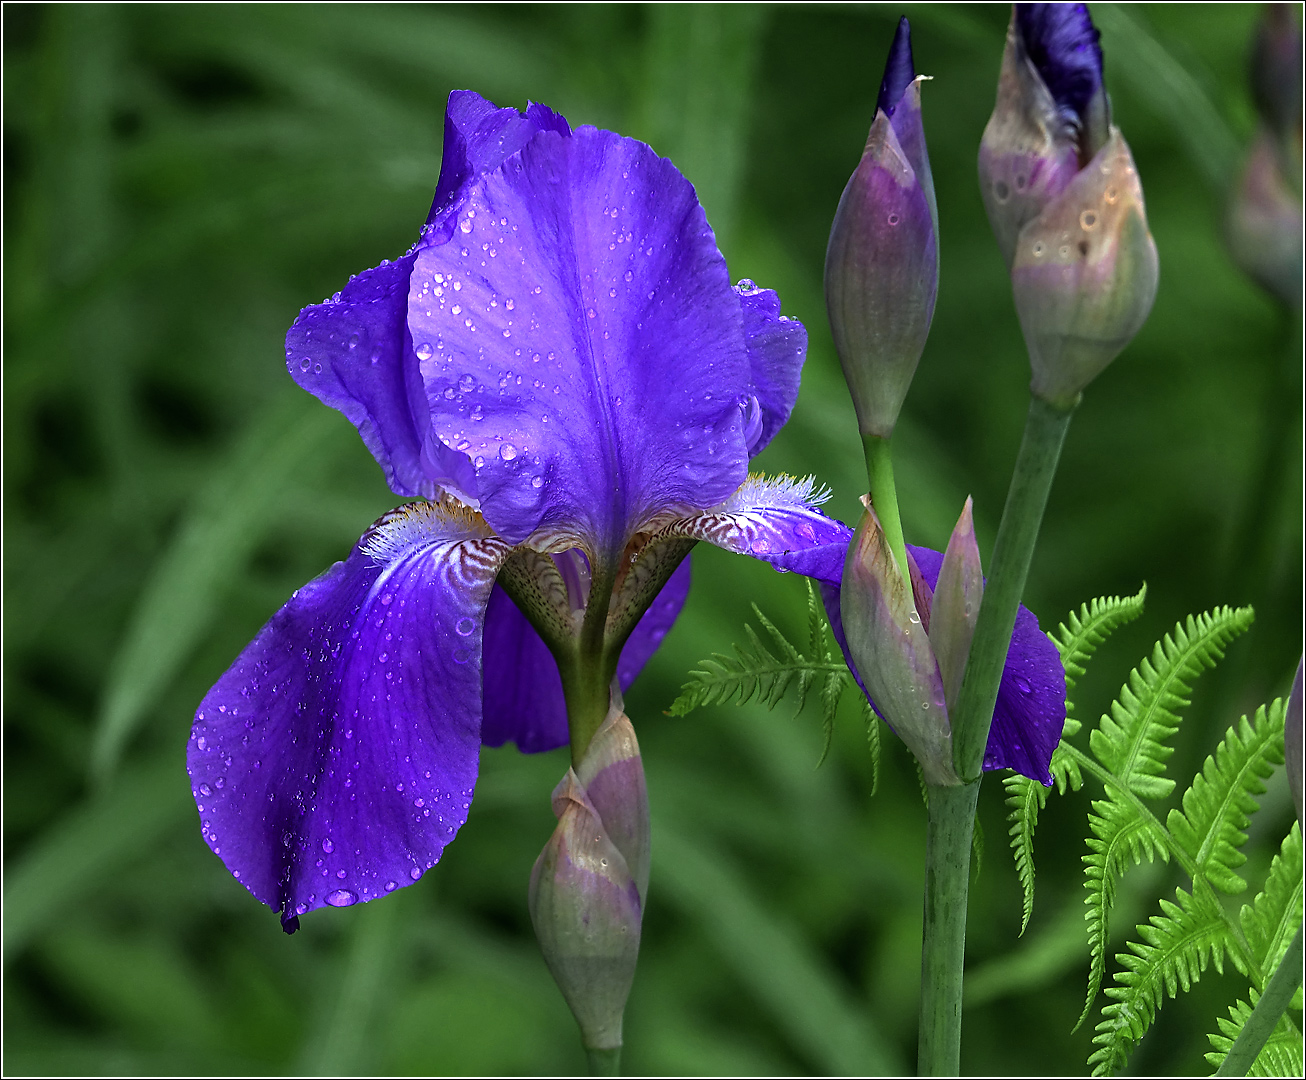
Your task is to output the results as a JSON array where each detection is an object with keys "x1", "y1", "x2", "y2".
[{"x1": 188, "y1": 501, "x2": 510, "y2": 925}]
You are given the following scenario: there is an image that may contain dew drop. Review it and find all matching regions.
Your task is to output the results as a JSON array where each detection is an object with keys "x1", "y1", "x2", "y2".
[
  {"x1": 1031, "y1": 242, "x2": 1045, "y2": 257},
  {"x1": 887, "y1": 212, "x2": 900, "y2": 226},
  {"x1": 415, "y1": 342, "x2": 434, "y2": 360},
  {"x1": 325, "y1": 889, "x2": 357, "y2": 907},
  {"x1": 531, "y1": 475, "x2": 544, "y2": 488},
  {"x1": 456, "y1": 617, "x2": 475, "y2": 636},
  {"x1": 299, "y1": 357, "x2": 312, "y2": 372},
  {"x1": 500, "y1": 443, "x2": 518, "y2": 461},
  {"x1": 199, "y1": 783, "x2": 212, "y2": 797},
  {"x1": 410, "y1": 866, "x2": 423, "y2": 881},
  {"x1": 458, "y1": 374, "x2": 476, "y2": 393},
  {"x1": 994, "y1": 180, "x2": 1010, "y2": 202},
  {"x1": 384, "y1": 881, "x2": 397, "y2": 892},
  {"x1": 1079, "y1": 210, "x2": 1098, "y2": 230}
]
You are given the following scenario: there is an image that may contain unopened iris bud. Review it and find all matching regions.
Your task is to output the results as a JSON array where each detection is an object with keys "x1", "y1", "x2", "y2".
[
  {"x1": 1288, "y1": 658, "x2": 1303, "y2": 827},
  {"x1": 1251, "y1": 4, "x2": 1304, "y2": 147},
  {"x1": 841, "y1": 497, "x2": 987, "y2": 786},
  {"x1": 1227, "y1": 131, "x2": 1304, "y2": 307},
  {"x1": 979, "y1": 3, "x2": 1111, "y2": 268},
  {"x1": 1011, "y1": 129, "x2": 1159, "y2": 408},
  {"x1": 825, "y1": 17, "x2": 938, "y2": 439},
  {"x1": 529, "y1": 702, "x2": 649, "y2": 1054}
]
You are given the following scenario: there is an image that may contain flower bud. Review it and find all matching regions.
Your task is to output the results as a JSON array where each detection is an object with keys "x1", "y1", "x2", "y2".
[
  {"x1": 841, "y1": 497, "x2": 958, "y2": 785},
  {"x1": 528, "y1": 703, "x2": 649, "y2": 1052},
  {"x1": 979, "y1": 4, "x2": 1111, "y2": 268},
  {"x1": 1227, "y1": 130, "x2": 1303, "y2": 309},
  {"x1": 1251, "y1": 4, "x2": 1304, "y2": 145},
  {"x1": 1010, "y1": 128, "x2": 1159, "y2": 408},
  {"x1": 825, "y1": 17, "x2": 938, "y2": 439},
  {"x1": 928, "y1": 498, "x2": 984, "y2": 717}
]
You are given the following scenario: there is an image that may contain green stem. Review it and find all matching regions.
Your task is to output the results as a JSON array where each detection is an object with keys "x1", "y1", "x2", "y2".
[
  {"x1": 918, "y1": 781, "x2": 981, "y2": 1077},
  {"x1": 586, "y1": 1046, "x2": 622, "y2": 1076},
  {"x1": 559, "y1": 564, "x2": 619, "y2": 767},
  {"x1": 1215, "y1": 921, "x2": 1305, "y2": 1076},
  {"x1": 863, "y1": 433, "x2": 909, "y2": 580},
  {"x1": 952, "y1": 395, "x2": 1076, "y2": 780}
]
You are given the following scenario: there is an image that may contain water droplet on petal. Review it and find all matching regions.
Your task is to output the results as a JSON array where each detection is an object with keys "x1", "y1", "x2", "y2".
[
  {"x1": 456, "y1": 617, "x2": 475, "y2": 636},
  {"x1": 500, "y1": 443, "x2": 518, "y2": 461},
  {"x1": 326, "y1": 889, "x2": 357, "y2": 907},
  {"x1": 415, "y1": 342, "x2": 434, "y2": 361}
]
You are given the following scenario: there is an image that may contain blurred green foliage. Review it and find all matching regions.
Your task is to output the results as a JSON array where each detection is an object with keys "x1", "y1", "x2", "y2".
[{"x1": 3, "y1": 4, "x2": 1300, "y2": 1075}]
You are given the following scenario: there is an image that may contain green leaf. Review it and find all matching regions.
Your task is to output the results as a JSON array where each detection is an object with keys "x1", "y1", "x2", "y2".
[
  {"x1": 91, "y1": 397, "x2": 337, "y2": 782},
  {"x1": 1089, "y1": 606, "x2": 1254, "y2": 801},
  {"x1": 1051, "y1": 585, "x2": 1149, "y2": 705},
  {"x1": 1205, "y1": 988, "x2": 1305, "y2": 1077},
  {"x1": 1167, "y1": 700, "x2": 1286, "y2": 895},
  {"x1": 1089, "y1": 881, "x2": 1230, "y2": 1076},
  {"x1": 1241, "y1": 823, "x2": 1305, "y2": 985}
]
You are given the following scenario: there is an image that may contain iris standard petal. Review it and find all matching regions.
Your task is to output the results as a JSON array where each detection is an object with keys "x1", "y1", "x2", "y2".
[
  {"x1": 480, "y1": 557, "x2": 693, "y2": 753},
  {"x1": 1015, "y1": 3, "x2": 1104, "y2": 130},
  {"x1": 188, "y1": 500, "x2": 511, "y2": 927},
  {"x1": 285, "y1": 255, "x2": 433, "y2": 499},
  {"x1": 407, "y1": 125, "x2": 753, "y2": 558},
  {"x1": 427, "y1": 90, "x2": 573, "y2": 230},
  {"x1": 735, "y1": 283, "x2": 808, "y2": 457}
]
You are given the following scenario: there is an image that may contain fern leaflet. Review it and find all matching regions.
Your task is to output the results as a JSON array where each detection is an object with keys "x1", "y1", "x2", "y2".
[
  {"x1": 1088, "y1": 606, "x2": 1254, "y2": 799},
  {"x1": 1167, "y1": 700, "x2": 1286, "y2": 895},
  {"x1": 1240, "y1": 822, "x2": 1304, "y2": 986},
  {"x1": 1205, "y1": 987, "x2": 1305, "y2": 1076}
]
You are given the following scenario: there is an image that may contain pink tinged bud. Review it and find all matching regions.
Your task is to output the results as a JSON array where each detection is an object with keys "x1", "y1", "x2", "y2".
[
  {"x1": 840, "y1": 499, "x2": 959, "y2": 785},
  {"x1": 1227, "y1": 130, "x2": 1303, "y2": 308},
  {"x1": 1287, "y1": 658, "x2": 1303, "y2": 828},
  {"x1": 928, "y1": 498, "x2": 984, "y2": 717},
  {"x1": 1010, "y1": 128, "x2": 1159, "y2": 409},
  {"x1": 528, "y1": 705, "x2": 649, "y2": 1052},
  {"x1": 825, "y1": 79, "x2": 939, "y2": 440}
]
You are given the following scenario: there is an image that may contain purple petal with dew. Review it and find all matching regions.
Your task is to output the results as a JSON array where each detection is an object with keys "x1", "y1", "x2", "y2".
[
  {"x1": 735, "y1": 283, "x2": 807, "y2": 457},
  {"x1": 188, "y1": 502, "x2": 511, "y2": 929},
  {"x1": 407, "y1": 126, "x2": 751, "y2": 560},
  {"x1": 286, "y1": 255, "x2": 436, "y2": 500},
  {"x1": 1015, "y1": 3, "x2": 1103, "y2": 128},
  {"x1": 480, "y1": 557, "x2": 693, "y2": 753},
  {"x1": 427, "y1": 91, "x2": 573, "y2": 230}
]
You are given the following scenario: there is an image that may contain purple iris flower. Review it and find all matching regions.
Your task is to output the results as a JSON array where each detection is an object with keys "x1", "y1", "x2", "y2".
[
  {"x1": 772, "y1": 536, "x2": 1065, "y2": 786},
  {"x1": 188, "y1": 91, "x2": 850, "y2": 931},
  {"x1": 1014, "y1": 2, "x2": 1106, "y2": 154}
]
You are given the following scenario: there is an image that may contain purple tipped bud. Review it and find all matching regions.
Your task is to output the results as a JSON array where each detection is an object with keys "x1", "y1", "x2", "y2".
[
  {"x1": 1227, "y1": 130, "x2": 1303, "y2": 308},
  {"x1": 1251, "y1": 4, "x2": 1304, "y2": 142},
  {"x1": 825, "y1": 18, "x2": 938, "y2": 439},
  {"x1": 979, "y1": 4, "x2": 1110, "y2": 268},
  {"x1": 529, "y1": 703, "x2": 649, "y2": 1053},
  {"x1": 841, "y1": 498, "x2": 959, "y2": 785},
  {"x1": 1287, "y1": 658, "x2": 1303, "y2": 828},
  {"x1": 929, "y1": 498, "x2": 984, "y2": 717},
  {"x1": 1010, "y1": 129, "x2": 1159, "y2": 408}
]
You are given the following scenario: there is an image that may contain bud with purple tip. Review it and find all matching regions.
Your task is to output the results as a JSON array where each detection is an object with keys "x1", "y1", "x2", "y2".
[
  {"x1": 840, "y1": 497, "x2": 983, "y2": 785},
  {"x1": 825, "y1": 16, "x2": 939, "y2": 440},
  {"x1": 980, "y1": 4, "x2": 1158, "y2": 408},
  {"x1": 1287, "y1": 658, "x2": 1303, "y2": 828},
  {"x1": 529, "y1": 700, "x2": 649, "y2": 1055}
]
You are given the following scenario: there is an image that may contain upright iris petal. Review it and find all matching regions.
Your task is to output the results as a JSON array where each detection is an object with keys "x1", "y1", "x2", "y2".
[{"x1": 190, "y1": 91, "x2": 835, "y2": 929}]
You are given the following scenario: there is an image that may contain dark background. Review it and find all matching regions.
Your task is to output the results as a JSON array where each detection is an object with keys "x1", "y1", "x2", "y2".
[{"x1": 4, "y1": 3, "x2": 1301, "y2": 1075}]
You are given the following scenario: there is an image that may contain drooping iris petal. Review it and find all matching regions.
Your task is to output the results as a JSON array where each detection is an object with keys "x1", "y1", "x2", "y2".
[
  {"x1": 427, "y1": 90, "x2": 572, "y2": 230},
  {"x1": 735, "y1": 284, "x2": 807, "y2": 457},
  {"x1": 188, "y1": 501, "x2": 511, "y2": 927},
  {"x1": 480, "y1": 557, "x2": 693, "y2": 753},
  {"x1": 407, "y1": 126, "x2": 752, "y2": 559},
  {"x1": 286, "y1": 256, "x2": 433, "y2": 500}
]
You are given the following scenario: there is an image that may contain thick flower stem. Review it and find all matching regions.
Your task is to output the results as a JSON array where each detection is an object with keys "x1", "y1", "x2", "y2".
[
  {"x1": 1214, "y1": 921, "x2": 1304, "y2": 1076},
  {"x1": 863, "y1": 433, "x2": 910, "y2": 580},
  {"x1": 952, "y1": 395, "x2": 1075, "y2": 779},
  {"x1": 918, "y1": 780, "x2": 981, "y2": 1077},
  {"x1": 586, "y1": 1046, "x2": 622, "y2": 1076}
]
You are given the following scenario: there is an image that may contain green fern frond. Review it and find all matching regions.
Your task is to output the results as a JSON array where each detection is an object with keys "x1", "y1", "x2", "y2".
[
  {"x1": 1052, "y1": 585, "x2": 1148, "y2": 701},
  {"x1": 1167, "y1": 700, "x2": 1286, "y2": 895},
  {"x1": 1089, "y1": 606, "x2": 1254, "y2": 801},
  {"x1": 1088, "y1": 882, "x2": 1229, "y2": 1076},
  {"x1": 1078, "y1": 797, "x2": 1172, "y2": 1028},
  {"x1": 1205, "y1": 988, "x2": 1305, "y2": 1076},
  {"x1": 862, "y1": 697, "x2": 881, "y2": 796},
  {"x1": 667, "y1": 601, "x2": 844, "y2": 717},
  {"x1": 1004, "y1": 589, "x2": 1143, "y2": 933},
  {"x1": 1241, "y1": 822, "x2": 1304, "y2": 984}
]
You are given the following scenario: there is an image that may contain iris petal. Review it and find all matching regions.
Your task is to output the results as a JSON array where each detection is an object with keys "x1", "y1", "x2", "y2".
[
  {"x1": 736, "y1": 284, "x2": 807, "y2": 457},
  {"x1": 188, "y1": 501, "x2": 511, "y2": 925},
  {"x1": 408, "y1": 126, "x2": 752, "y2": 557}
]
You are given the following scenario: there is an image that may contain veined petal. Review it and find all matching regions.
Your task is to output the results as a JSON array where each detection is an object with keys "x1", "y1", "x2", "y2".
[
  {"x1": 187, "y1": 500, "x2": 511, "y2": 927},
  {"x1": 408, "y1": 126, "x2": 754, "y2": 559},
  {"x1": 657, "y1": 474, "x2": 850, "y2": 563},
  {"x1": 286, "y1": 255, "x2": 435, "y2": 500},
  {"x1": 735, "y1": 283, "x2": 807, "y2": 457},
  {"x1": 480, "y1": 557, "x2": 692, "y2": 753}
]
